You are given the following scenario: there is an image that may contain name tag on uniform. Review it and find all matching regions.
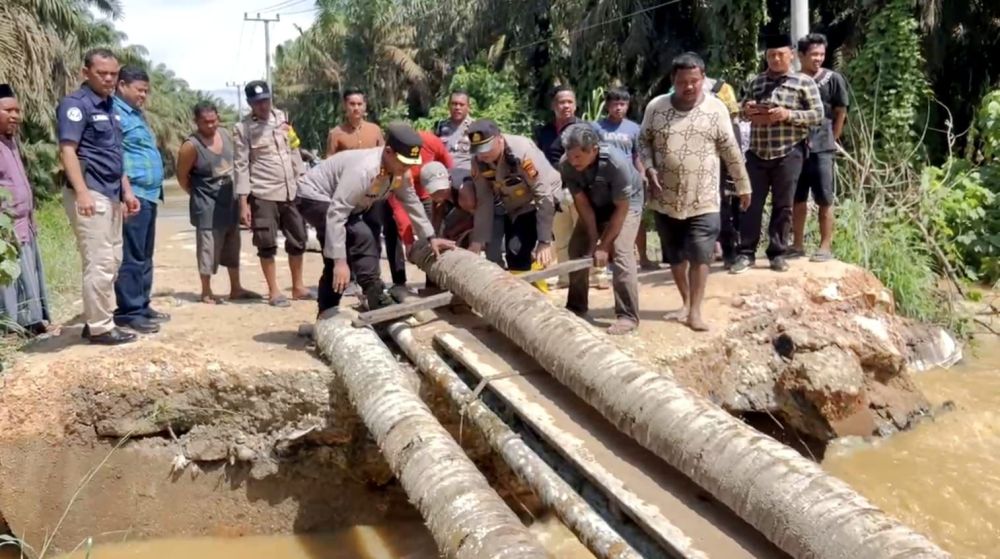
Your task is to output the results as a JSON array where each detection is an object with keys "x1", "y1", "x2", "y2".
[{"x1": 92, "y1": 114, "x2": 110, "y2": 122}]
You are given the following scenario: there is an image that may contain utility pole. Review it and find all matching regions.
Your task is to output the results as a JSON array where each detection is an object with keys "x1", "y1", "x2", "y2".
[
  {"x1": 243, "y1": 12, "x2": 280, "y2": 91},
  {"x1": 225, "y1": 81, "x2": 243, "y2": 116},
  {"x1": 790, "y1": 0, "x2": 809, "y2": 45}
]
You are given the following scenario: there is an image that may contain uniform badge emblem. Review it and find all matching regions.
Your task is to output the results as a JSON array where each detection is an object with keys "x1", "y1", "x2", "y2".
[
  {"x1": 66, "y1": 107, "x2": 83, "y2": 122},
  {"x1": 521, "y1": 158, "x2": 538, "y2": 179},
  {"x1": 410, "y1": 146, "x2": 419, "y2": 157},
  {"x1": 254, "y1": 86, "x2": 263, "y2": 94},
  {"x1": 472, "y1": 132, "x2": 482, "y2": 142}
]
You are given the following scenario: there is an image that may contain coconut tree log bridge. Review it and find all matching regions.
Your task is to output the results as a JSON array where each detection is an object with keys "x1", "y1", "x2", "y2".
[
  {"x1": 410, "y1": 244, "x2": 950, "y2": 559},
  {"x1": 386, "y1": 320, "x2": 672, "y2": 559},
  {"x1": 352, "y1": 258, "x2": 593, "y2": 327},
  {"x1": 315, "y1": 311, "x2": 549, "y2": 559}
]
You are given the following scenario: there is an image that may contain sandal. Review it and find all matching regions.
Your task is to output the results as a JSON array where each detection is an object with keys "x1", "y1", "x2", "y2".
[
  {"x1": 810, "y1": 250, "x2": 834, "y2": 263},
  {"x1": 293, "y1": 289, "x2": 317, "y2": 301},
  {"x1": 269, "y1": 296, "x2": 291, "y2": 308},
  {"x1": 607, "y1": 319, "x2": 638, "y2": 336}
]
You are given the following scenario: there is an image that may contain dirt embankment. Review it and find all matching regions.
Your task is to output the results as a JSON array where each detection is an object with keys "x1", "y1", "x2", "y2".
[{"x1": 598, "y1": 264, "x2": 958, "y2": 444}]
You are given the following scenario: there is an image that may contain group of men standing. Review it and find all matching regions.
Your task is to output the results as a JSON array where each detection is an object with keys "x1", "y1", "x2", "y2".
[
  {"x1": 0, "y1": 32, "x2": 848, "y2": 341},
  {"x1": 54, "y1": 50, "x2": 170, "y2": 345}
]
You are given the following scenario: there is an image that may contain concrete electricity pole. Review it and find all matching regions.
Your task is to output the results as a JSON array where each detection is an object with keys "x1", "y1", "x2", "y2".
[
  {"x1": 226, "y1": 81, "x2": 243, "y2": 116},
  {"x1": 243, "y1": 12, "x2": 280, "y2": 91},
  {"x1": 791, "y1": 0, "x2": 809, "y2": 46}
]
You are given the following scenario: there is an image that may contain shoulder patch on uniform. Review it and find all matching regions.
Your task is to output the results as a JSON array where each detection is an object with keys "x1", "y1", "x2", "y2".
[
  {"x1": 521, "y1": 158, "x2": 539, "y2": 179},
  {"x1": 66, "y1": 107, "x2": 83, "y2": 122}
]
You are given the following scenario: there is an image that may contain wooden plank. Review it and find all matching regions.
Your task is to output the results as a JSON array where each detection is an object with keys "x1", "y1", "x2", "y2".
[
  {"x1": 352, "y1": 258, "x2": 592, "y2": 327},
  {"x1": 353, "y1": 292, "x2": 456, "y2": 327},
  {"x1": 434, "y1": 328, "x2": 783, "y2": 559}
]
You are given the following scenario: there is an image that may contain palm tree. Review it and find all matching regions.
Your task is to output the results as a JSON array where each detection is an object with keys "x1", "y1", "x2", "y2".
[{"x1": 0, "y1": 0, "x2": 124, "y2": 133}]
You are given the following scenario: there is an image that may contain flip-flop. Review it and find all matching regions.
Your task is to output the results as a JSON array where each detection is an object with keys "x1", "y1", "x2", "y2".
[
  {"x1": 269, "y1": 296, "x2": 291, "y2": 308},
  {"x1": 786, "y1": 248, "x2": 807, "y2": 259},
  {"x1": 201, "y1": 295, "x2": 226, "y2": 305},
  {"x1": 293, "y1": 289, "x2": 317, "y2": 301},
  {"x1": 810, "y1": 250, "x2": 834, "y2": 263}
]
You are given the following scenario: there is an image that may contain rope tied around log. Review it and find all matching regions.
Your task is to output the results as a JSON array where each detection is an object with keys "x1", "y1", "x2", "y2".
[{"x1": 458, "y1": 371, "x2": 521, "y2": 443}]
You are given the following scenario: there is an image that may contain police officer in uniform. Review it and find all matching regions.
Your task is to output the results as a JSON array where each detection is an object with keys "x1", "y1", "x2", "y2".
[
  {"x1": 466, "y1": 119, "x2": 561, "y2": 277},
  {"x1": 560, "y1": 124, "x2": 643, "y2": 335},
  {"x1": 308, "y1": 122, "x2": 454, "y2": 313},
  {"x1": 57, "y1": 48, "x2": 141, "y2": 345}
]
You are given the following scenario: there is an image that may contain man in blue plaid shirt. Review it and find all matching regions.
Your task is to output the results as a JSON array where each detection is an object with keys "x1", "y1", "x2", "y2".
[
  {"x1": 731, "y1": 35, "x2": 823, "y2": 274},
  {"x1": 112, "y1": 66, "x2": 169, "y2": 334}
]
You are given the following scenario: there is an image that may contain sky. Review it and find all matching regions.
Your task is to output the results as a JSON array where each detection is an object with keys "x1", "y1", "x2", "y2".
[{"x1": 111, "y1": 0, "x2": 318, "y2": 110}]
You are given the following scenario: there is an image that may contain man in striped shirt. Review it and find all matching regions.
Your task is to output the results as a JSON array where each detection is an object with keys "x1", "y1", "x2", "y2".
[{"x1": 732, "y1": 35, "x2": 823, "y2": 274}]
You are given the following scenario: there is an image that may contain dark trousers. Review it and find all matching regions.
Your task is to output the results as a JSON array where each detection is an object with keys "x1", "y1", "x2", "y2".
[
  {"x1": 487, "y1": 208, "x2": 506, "y2": 266},
  {"x1": 739, "y1": 145, "x2": 805, "y2": 260},
  {"x1": 318, "y1": 210, "x2": 386, "y2": 314},
  {"x1": 719, "y1": 182, "x2": 742, "y2": 262},
  {"x1": 379, "y1": 200, "x2": 408, "y2": 286},
  {"x1": 504, "y1": 210, "x2": 539, "y2": 272},
  {"x1": 114, "y1": 197, "x2": 157, "y2": 321}
]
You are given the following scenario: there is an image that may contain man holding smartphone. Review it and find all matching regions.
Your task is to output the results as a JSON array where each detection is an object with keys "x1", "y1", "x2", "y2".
[{"x1": 732, "y1": 35, "x2": 823, "y2": 274}]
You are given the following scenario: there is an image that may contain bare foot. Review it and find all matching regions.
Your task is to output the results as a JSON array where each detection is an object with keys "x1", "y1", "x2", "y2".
[
  {"x1": 686, "y1": 314, "x2": 710, "y2": 332},
  {"x1": 229, "y1": 288, "x2": 263, "y2": 301},
  {"x1": 663, "y1": 307, "x2": 689, "y2": 322}
]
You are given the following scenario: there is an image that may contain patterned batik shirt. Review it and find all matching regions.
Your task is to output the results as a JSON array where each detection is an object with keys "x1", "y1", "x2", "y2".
[
  {"x1": 639, "y1": 95, "x2": 751, "y2": 220},
  {"x1": 743, "y1": 71, "x2": 824, "y2": 160}
]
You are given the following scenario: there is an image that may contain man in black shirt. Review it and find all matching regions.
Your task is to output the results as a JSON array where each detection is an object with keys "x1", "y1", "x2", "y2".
[{"x1": 790, "y1": 33, "x2": 849, "y2": 262}]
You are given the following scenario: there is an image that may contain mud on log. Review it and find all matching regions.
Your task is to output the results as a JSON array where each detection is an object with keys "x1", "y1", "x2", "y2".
[
  {"x1": 387, "y1": 321, "x2": 657, "y2": 559},
  {"x1": 411, "y1": 244, "x2": 949, "y2": 559},
  {"x1": 315, "y1": 311, "x2": 548, "y2": 559}
]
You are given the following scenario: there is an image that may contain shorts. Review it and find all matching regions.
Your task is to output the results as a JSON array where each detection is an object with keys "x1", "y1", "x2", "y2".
[
  {"x1": 654, "y1": 211, "x2": 721, "y2": 265},
  {"x1": 249, "y1": 196, "x2": 307, "y2": 259},
  {"x1": 196, "y1": 224, "x2": 242, "y2": 276},
  {"x1": 795, "y1": 152, "x2": 836, "y2": 207}
]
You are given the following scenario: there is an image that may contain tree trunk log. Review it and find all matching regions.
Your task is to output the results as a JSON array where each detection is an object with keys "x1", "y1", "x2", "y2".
[
  {"x1": 410, "y1": 245, "x2": 949, "y2": 559},
  {"x1": 315, "y1": 311, "x2": 549, "y2": 559},
  {"x1": 386, "y1": 321, "x2": 673, "y2": 559}
]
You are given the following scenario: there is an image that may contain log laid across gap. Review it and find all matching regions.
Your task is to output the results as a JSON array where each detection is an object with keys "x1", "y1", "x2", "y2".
[
  {"x1": 386, "y1": 320, "x2": 655, "y2": 559},
  {"x1": 409, "y1": 244, "x2": 949, "y2": 559},
  {"x1": 315, "y1": 310, "x2": 548, "y2": 559},
  {"x1": 353, "y1": 258, "x2": 593, "y2": 327},
  {"x1": 435, "y1": 328, "x2": 765, "y2": 559}
]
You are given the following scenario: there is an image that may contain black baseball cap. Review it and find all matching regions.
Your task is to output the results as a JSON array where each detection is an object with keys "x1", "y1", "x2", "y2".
[
  {"x1": 245, "y1": 80, "x2": 271, "y2": 103},
  {"x1": 763, "y1": 34, "x2": 793, "y2": 50},
  {"x1": 0, "y1": 84, "x2": 14, "y2": 99},
  {"x1": 467, "y1": 119, "x2": 500, "y2": 154},
  {"x1": 385, "y1": 122, "x2": 423, "y2": 165}
]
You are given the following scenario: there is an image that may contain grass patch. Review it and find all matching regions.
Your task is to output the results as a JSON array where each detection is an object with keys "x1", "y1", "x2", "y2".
[{"x1": 35, "y1": 199, "x2": 80, "y2": 322}]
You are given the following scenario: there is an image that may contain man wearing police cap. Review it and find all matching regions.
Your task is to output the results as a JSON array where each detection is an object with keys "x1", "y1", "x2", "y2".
[
  {"x1": 303, "y1": 122, "x2": 453, "y2": 313},
  {"x1": 466, "y1": 119, "x2": 561, "y2": 277}
]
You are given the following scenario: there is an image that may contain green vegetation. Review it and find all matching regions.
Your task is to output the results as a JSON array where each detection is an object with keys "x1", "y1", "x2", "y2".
[{"x1": 36, "y1": 199, "x2": 81, "y2": 321}]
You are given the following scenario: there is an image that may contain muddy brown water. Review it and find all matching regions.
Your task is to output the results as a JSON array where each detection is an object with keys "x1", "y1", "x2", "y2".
[
  {"x1": 2, "y1": 515, "x2": 591, "y2": 559},
  {"x1": 824, "y1": 336, "x2": 1000, "y2": 558}
]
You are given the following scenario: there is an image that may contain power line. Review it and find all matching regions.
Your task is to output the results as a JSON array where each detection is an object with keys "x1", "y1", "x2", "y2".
[
  {"x1": 498, "y1": 0, "x2": 683, "y2": 56},
  {"x1": 250, "y1": 0, "x2": 308, "y2": 14}
]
